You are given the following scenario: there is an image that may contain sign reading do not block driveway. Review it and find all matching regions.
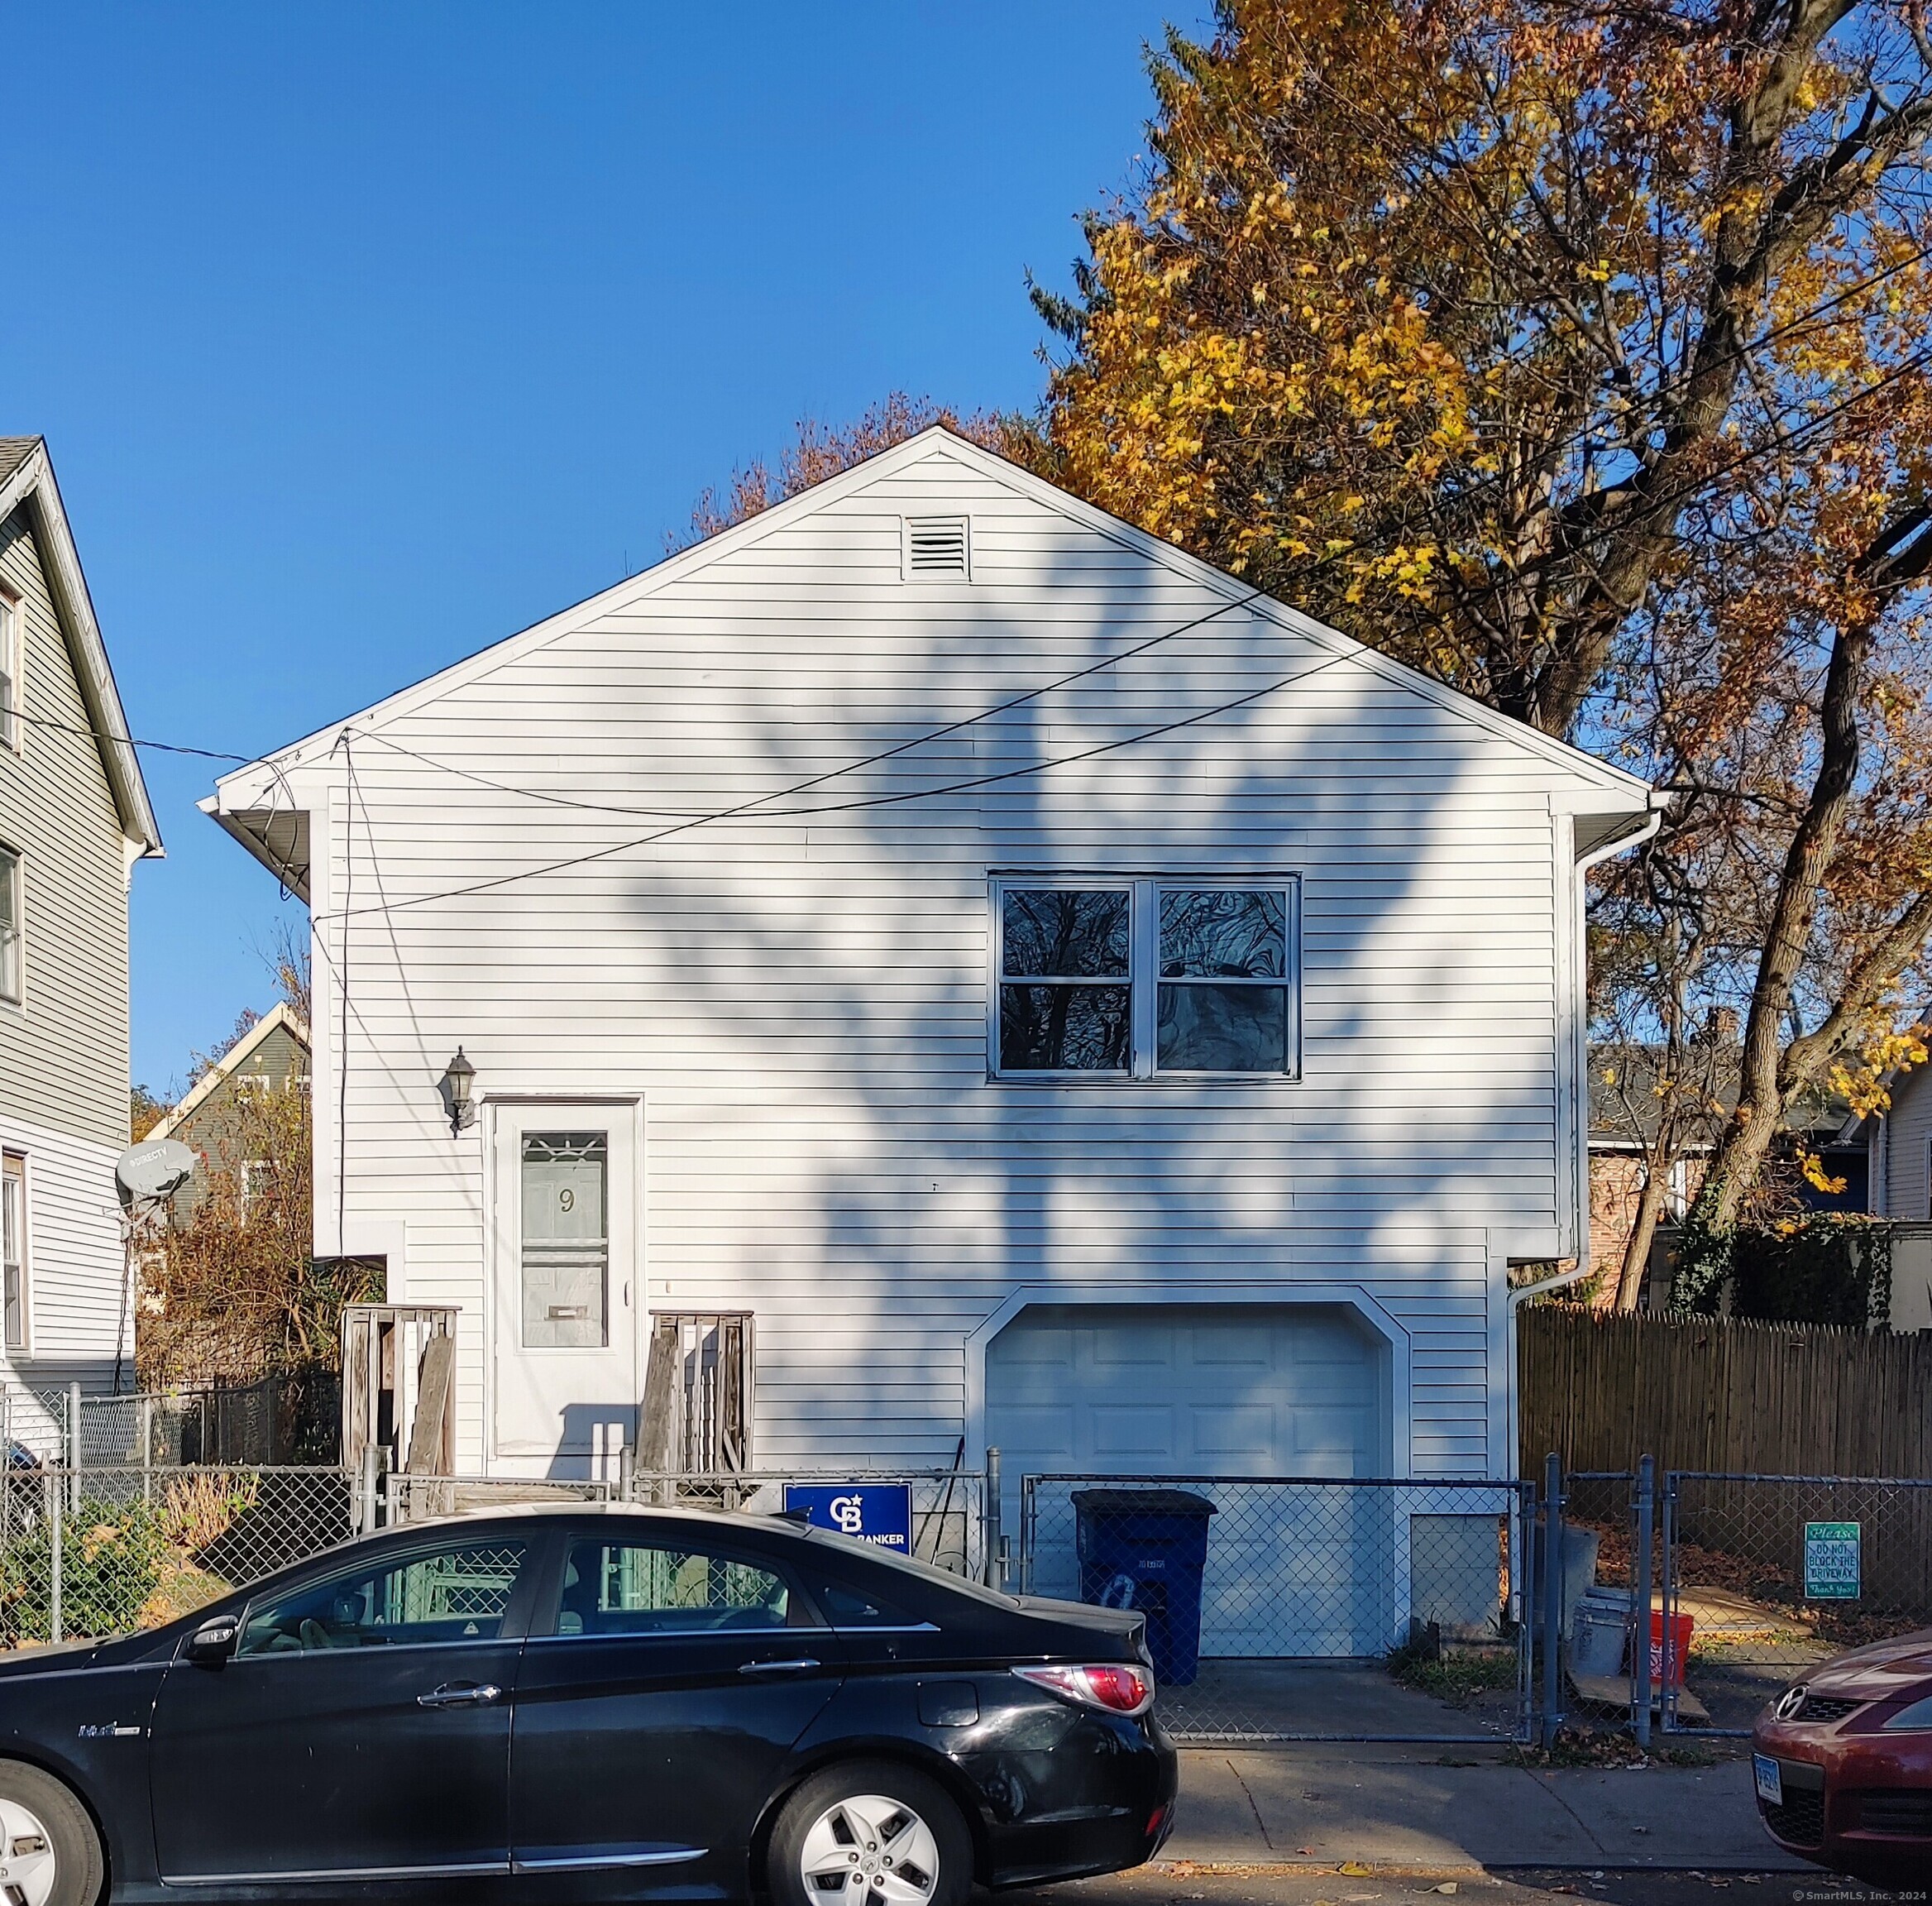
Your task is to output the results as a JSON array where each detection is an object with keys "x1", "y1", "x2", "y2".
[
  {"x1": 1804, "y1": 1520, "x2": 1862, "y2": 1600},
  {"x1": 782, "y1": 1482, "x2": 914, "y2": 1554}
]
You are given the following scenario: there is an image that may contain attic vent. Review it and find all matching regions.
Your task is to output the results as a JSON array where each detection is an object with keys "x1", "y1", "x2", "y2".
[{"x1": 904, "y1": 515, "x2": 971, "y2": 578}]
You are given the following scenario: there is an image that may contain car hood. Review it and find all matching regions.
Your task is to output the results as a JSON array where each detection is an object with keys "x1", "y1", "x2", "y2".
[{"x1": 1806, "y1": 1626, "x2": 1932, "y2": 1696}]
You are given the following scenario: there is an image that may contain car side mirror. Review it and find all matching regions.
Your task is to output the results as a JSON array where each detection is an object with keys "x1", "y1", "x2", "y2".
[{"x1": 185, "y1": 1617, "x2": 239, "y2": 1667}]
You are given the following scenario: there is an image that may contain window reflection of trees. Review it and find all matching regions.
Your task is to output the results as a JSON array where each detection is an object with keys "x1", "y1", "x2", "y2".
[
  {"x1": 1159, "y1": 890, "x2": 1286, "y2": 978},
  {"x1": 1000, "y1": 890, "x2": 1130, "y2": 977}
]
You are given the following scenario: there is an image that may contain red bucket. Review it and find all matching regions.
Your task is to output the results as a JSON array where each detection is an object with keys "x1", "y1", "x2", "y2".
[{"x1": 1648, "y1": 1609, "x2": 1694, "y2": 1687}]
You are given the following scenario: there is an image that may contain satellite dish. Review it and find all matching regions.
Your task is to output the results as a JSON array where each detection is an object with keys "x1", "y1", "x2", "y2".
[{"x1": 116, "y1": 1138, "x2": 198, "y2": 1205}]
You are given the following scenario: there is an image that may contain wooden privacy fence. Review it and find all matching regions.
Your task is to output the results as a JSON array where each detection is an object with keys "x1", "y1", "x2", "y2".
[{"x1": 1518, "y1": 1305, "x2": 1932, "y2": 1479}]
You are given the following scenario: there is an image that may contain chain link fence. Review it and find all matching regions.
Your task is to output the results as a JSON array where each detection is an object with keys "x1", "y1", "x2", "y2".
[
  {"x1": 1661, "y1": 1472, "x2": 1932, "y2": 1734},
  {"x1": 1019, "y1": 1474, "x2": 1533, "y2": 1742},
  {"x1": 0, "y1": 1466, "x2": 355, "y2": 1644},
  {"x1": 17, "y1": 1439, "x2": 1920, "y2": 1753},
  {"x1": 6, "y1": 1380, "x2": 340, "y2": 1469}
]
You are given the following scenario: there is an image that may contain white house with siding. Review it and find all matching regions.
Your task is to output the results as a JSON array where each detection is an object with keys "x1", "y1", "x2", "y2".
[
  {"x1": 207, "y1": 429, "x2": 1653, "y2": 1494},
  {"x1": 0, "y1": 437, "x2": 163, "y2": 1416}
]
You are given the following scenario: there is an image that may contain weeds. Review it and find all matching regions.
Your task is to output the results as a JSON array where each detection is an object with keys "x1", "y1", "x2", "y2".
[{"x1": 1386, "y1": 1635, "x2": 1520, "y2": 1707}]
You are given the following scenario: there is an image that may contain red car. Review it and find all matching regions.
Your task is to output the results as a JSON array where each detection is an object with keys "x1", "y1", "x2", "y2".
[{"x1": 1753, "y1": 1627, "x2": 1932, "y2": 1887}]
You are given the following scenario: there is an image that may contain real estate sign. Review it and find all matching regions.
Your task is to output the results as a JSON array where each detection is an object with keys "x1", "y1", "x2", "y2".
[
  {"x1": 782, "y1": 1482, "x2": 914, "y2": 1554},
  {"x1": 1803, "y1": 1520, "x2": 1861, "y2": 1600}
]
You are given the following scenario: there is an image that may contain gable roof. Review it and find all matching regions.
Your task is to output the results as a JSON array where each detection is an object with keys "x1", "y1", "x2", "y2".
[
  {"x1": 0, "y1": 437, "x2": 162, "y2": 855},
  {"x1": 149, "y1": 1002, "x2": 310, "y2": 1142},
  {"x1": 212, "y1": 427, "x2": 1651, "y2": 827}
]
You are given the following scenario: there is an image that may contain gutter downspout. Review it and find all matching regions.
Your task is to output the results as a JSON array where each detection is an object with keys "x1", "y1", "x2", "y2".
[{"x1": 1506, "y1": 793, "x2": 1667, "y2": 1473}]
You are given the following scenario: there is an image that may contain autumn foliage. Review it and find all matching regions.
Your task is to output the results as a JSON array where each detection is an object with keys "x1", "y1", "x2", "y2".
[{"x1": 1028, "y1": 0, "x2": 1932, "y2": 1274}]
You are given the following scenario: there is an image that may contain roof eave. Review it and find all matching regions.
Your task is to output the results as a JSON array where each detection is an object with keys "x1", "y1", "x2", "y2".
[{"x1": 0, "y1": 441, "x2": 162, "y2": 856}]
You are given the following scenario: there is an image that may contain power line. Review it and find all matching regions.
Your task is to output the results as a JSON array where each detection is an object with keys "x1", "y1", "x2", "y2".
[
  {"x1": 313, "y1": 644, "x2": 1355, "y2": 924},
  {"x1": 325, "y1": 242, "x2": 1932, "y2": 826},
  {"x1": 15, "y1": 247, "x2": 1929, "y2": 912},
  {"x1": 350, "y1": 584, "x2": 1275, "y2": 820},
  {"x1": 8, "y1": 706, "x2": 251, "y2": 763},
  {"x1": 308, "y1": 328, "x2": 1932, "y2": 927},
  {"x1": 17, "y1": 242, "x2": 1928, "y2": 809}
]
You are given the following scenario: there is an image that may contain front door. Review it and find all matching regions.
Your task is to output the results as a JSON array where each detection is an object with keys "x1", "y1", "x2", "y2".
[
  {"x1": 492, "y1": 1104, "x2": 639, "y2": 1471},
  {"x1": 151, "y1": 1532, "x2": 535, "y2": 1884}
]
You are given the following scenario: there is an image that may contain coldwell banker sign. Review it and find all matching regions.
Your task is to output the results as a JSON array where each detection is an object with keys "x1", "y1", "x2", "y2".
[{"x1": 782, "y1": 1483, "x2": 914, "y2": 1554}]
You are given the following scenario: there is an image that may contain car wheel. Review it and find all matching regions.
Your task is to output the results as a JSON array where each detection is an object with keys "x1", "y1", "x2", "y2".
[
  {"x1": 768, "y1": 1761, "x2": 972, "y2": 1906},
  {"x1": 0, "y1": 1760, "x2": 103, "y2": 1906}
]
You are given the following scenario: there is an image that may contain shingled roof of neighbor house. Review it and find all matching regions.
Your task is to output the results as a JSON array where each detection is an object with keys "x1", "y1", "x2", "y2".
[{"x1": 0, "y1": 438, "x2": 41, "y2": 487}]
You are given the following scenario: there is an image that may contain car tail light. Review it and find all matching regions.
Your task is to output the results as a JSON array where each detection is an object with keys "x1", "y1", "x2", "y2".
[{"x1": 1013, "y1": 1663, "x2": 1155, "y2": 1716}]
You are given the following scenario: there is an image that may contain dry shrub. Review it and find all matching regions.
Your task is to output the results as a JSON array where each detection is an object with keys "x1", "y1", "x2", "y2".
[{"x1": 160, "y1": 1471, "x2": 260, "y2": 1553}]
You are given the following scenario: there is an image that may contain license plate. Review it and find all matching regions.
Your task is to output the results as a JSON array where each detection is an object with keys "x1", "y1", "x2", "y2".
[{"x1": 1754, "y1": 1755, "x2": 1783, "y2": 1808}]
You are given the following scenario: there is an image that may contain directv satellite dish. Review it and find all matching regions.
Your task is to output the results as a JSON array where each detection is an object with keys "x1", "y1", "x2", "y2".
[{"x1": 116, "y1": 1138, "x2": 197, "y2": 1205}]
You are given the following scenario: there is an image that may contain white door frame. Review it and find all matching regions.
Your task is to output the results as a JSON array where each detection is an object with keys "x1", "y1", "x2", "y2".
[
  {"x1": 964, "y1": 1281, "x2": 1412, "y2": 1477},
  {"x1": 481, "y1": 1093, "x2": 645, "y2": 1475}
]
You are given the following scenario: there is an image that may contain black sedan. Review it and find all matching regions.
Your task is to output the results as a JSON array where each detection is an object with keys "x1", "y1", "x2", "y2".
[{"x1": 0, "y1": 1501, "x2": 1177, "y2": 1906}]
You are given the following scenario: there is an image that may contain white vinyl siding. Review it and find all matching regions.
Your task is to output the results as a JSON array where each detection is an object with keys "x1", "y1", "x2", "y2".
[
  {"x1": 0, "y1": 1113, "x2": 126, "y2": 1384},
  {"x1": 220, "y1": 439, "x2": 1643, "y2": 1477},
  {"x1": 0, "y1": 509, "x2": 132, "y2": 1151}
]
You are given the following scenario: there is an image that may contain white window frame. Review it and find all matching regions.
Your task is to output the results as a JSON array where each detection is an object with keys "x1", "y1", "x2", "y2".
[
  {"x1": 0, "y1": 846, "x2": 20, "y2": 1009},
  {"x1": 989, "y1": 874, "x2": 1303, "y2": 1083},
  {"x1": 2, "y1": 1152, "x2": 26, "y2": 1354},
  {"x1": 0, "y1": 586, "x2": 18, "y2": 754}
]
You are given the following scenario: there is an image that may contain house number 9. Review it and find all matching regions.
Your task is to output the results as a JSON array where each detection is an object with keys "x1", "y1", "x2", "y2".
[{"x1": 557, "y1": 1188, "x2": 576, "y2": 1212}]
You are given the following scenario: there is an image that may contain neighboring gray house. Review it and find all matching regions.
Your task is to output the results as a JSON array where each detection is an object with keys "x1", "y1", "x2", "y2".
[
  {"x1": 146, "y1": 1003, "x2": 310, "y2": 1224},
  {"x1": 1857, "y1": 1057, "x2": 1932, "y2": 1330},
  {"x1": 0, "y1": 437, "x2": 163, "y2": 1412}
]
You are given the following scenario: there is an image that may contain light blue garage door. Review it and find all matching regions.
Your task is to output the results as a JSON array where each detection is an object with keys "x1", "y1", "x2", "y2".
[{"x1": 988, "y1": 1303, "x2": 1394, "y2": 1655}]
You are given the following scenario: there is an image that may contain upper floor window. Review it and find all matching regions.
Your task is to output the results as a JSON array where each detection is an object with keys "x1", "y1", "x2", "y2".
[
  {"x1": 0, "y1": 588, "x2": 18, "y2": 753},
  {"x1": 992, "y1": 877, "x2": 1300, "y2": 1080},
  {"x1": 0, "y1": 848, "x2": 19, "y2": 1006}
]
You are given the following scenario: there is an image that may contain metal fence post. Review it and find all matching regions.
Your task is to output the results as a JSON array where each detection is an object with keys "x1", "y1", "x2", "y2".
[
  {"x1": 356, "y1": 1442, "x2": 379, "y2": 1536},
  {"x1": 1658, "y1": 1471, "x2": 1678, "y2": 1732},
  {"x1": 67, "y1": 1383, "x2": 82, "y2": 1515},
  {"x1": 1633, "y1": 1455, "x2": 1654, "y2": 1748},
  {"x1": 46, "y1": 1470, "x2": 61, "y2": 1645},
  {"x1": 1541, "y1": 1451, "x2": 1564, "y2": 1747},
  {"x1": 140, "y1": 1396, "x2": 155, "y2": 1506},
  {"x1": 983, "y1": 1448, "x2": 1002, "y2": 1589}
]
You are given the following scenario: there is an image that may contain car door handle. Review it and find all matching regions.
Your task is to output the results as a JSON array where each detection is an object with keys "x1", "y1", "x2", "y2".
[
  {"x1": 737, "y1": 1658, "x2": 820, "y2": 1676},
  {"x1": 418, "y1": 1681, "x2": 501, "y2": 1707}
]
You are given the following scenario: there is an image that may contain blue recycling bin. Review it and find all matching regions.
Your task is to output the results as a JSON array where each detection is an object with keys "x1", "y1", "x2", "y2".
[{"x1": 1072, "y1": 1488, "x2": 1217, "y2": 1686}]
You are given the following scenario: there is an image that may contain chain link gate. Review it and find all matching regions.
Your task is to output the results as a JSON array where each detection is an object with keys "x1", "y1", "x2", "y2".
[
  {"x1": 1659, "y1": 1471, "x2": 1932, "y2": 1736},
  {"x1": 1019, "y1": 1473, "x2": 1536, "y2": 1743}
]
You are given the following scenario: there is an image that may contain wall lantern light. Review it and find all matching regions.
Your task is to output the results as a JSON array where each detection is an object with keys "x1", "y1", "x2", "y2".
[{"x1": 439, "y1": 1047, "x2": 476, "y2": 1136}]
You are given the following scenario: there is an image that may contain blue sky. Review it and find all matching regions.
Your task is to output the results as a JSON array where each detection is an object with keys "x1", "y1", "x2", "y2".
[{"x1": 2, "y1": 2, "x2": 1201, "y2": 1094}]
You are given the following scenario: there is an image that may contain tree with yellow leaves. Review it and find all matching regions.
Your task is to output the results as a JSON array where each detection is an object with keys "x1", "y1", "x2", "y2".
[{"x1": 1034, "y1": 0, "x2": 1932, "y2": 1269}]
